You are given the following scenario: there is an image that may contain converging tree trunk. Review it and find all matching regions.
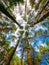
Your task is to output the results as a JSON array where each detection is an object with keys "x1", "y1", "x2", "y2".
[
  {"x1": 3, "y1": 37, "x2": 21, "y2": 65},
  {"x1": 0, "y1": 4, "x2": 22, "y2": 28}
]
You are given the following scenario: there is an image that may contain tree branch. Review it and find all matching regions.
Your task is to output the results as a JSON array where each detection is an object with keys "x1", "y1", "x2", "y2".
[
  {"x1": 31, "y1": 10, "x2": 49, "y2": 27},
  {"x1": 29, "y1": 0, "x2": 49, "y2": 27}
]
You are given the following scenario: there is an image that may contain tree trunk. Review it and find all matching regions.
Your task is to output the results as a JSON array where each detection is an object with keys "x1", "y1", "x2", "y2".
[
  {"x1": 3, "y1": 37, "x2": 21, "y2": 65},
  {"x1": 27, "y1": 47, "x2": 32, "y2": 65},
  {"x1": 0, "y1": 4, "x2": 22, "y2": 28},
  {"x1": 20, "y1": 48, "x2": 24, "y2": 65}
]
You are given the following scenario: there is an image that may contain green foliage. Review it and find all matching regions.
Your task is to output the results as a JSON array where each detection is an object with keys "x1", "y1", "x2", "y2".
[
  {"x1": 46, "y1": 58, "x2": 49, "y2": 63},
  {"x1": 11, "y1": 54, "x2": 20, "y2": 61},
  {"x1": 0, "y1": 33, "x2": 11, "y2": 65},
  {"x1": 0, "y1": 14, "x2": 2, "y2": 19},
  {"x1": 30, "y1": 0, "x2": 35, "y2": 8},
  {"x1": 39, "y1": 46, "x2": 48, "y2": 54},
  {"x1": 12, "y1": 25, "x2": 17, "y2": 31},
  {"x1": 19, "y1": 30, "x2": 24, "y2": 35},
  {"x1": 10, "y1": 54, "x2": 25, "y2": 65},
  {"x1": 12, "y1": 35, "x2": 17, "y2": 40},
  {"x1": 36, "y1": 52, "x2": 42, "y2": 62},
  {"x1": 8, "y1": 0, "x2": 17, "y2": 6},
  {"x1": 21, "y1": 38, "x2": 26, "y2": 42},
  {"x1": 46, "y1": 42, "x2": 49, "y2": 46},
  {"x1": 8, "y1": 0, "x2": 24, "y2": 7},
  {"x1": 42, "y1": 0, "x2": 46, "y2": 4},
  {"x1": 0, "y1": 0, "x2": 49, "y2": 65}
]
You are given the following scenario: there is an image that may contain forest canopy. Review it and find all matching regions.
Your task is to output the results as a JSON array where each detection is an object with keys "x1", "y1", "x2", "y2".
[{"x1": 0, "y1": 0, "x2": 49, "y2": 65}]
